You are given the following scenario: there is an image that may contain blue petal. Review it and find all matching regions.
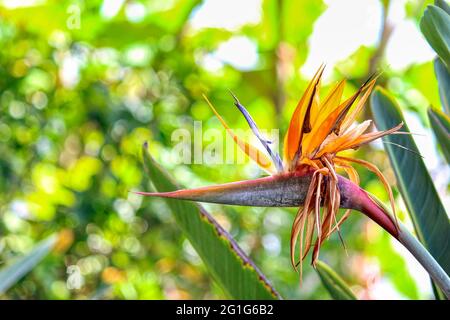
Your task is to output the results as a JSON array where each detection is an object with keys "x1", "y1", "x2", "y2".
[{"x1": 230, "y1": 91, "x2": 284, "y2": 172}]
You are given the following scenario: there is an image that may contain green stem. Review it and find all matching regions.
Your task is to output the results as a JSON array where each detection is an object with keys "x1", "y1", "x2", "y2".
[
  {"x1": 137, "y1": 169, "x2": 450, "y2": 298},
  {"x1": 357, "y1": 191, "x2": 450, "y2": 298},
  {"x1": 397, "y1": 223, "x2": 450, "y2": 298}
]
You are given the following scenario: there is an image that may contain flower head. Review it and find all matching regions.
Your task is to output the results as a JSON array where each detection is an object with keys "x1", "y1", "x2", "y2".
[
  {"x1": 137, "y1": 66, "x2": 402, "y2": 278},
  {"x1": 203, "y1": 65, "x2": 402, "y2": 274}
]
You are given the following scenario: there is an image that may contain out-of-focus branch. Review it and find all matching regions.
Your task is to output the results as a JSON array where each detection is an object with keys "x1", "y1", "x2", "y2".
[
  {"x1": 273, "y1": 0, "x2": 287, "y2": 127},
  {"x1": 364, "y1": 1, "x2": 393, "y2": 121},
  {"x1": 369, "y1": 0, "x2": 394, "y2": 78}
]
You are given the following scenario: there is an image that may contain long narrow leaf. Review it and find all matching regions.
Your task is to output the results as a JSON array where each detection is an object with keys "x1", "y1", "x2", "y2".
[
  {"x1": 315, "y1": 260, "x2": 356, "y2": 300},
  {"x1": 435, "y1": 0, "x2": 450, "y2": 15},
  {"x1": 141, "y1": 144, "x2": 280, "y2": 299},
  {"x1": 370, "y1": 88, "x2": 450, "y2": 277},
  {"x1": 428, "y1": 107, "x2": 450, "y2": 164},
  {"x1": 434, "y1": 58, "x2": 450, "y2": 115},
  {"x1": 0, "y1": 234, "x2": 57, "y2": 294},
  {"x1": 420, "y1": 5, "x2": 450, "y2": 69}
]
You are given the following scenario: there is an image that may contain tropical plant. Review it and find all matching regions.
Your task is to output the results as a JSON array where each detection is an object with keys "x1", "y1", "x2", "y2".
[
  {"x1": 0, "y1": 0, "x2": 449, "y2": 300},
  {"x1": 134, "y1": 2, "x2": 450, "y2": 299},
  {"x1": 138, "y1": 66, "x2": 450, "y2": 299}
]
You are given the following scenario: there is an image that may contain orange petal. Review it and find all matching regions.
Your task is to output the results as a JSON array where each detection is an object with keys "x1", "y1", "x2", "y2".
[
  {"x1": 339, "y1": 79, "x2": 377, "y2": 133},
  {"x1": 338, "y1": 122, "x2": 403, "y2": 151},
  {"x1": 203, "y1": 95, "x2": 276, "y2": 174},
  {"x1": 315, "y1": 120, "x2": 372, "y2": 157},
  {"x1": 332, "y1": 77, "x2": 377, "y2": 135},
  {"x1": 312, "y1": 79, "x2": 346, "y2": 125},
  {"x1": 301, "y1": 81, "x2": 351, "y2": 157},
  {"x1": 308, "y1": 77, "x2": 323, "y2": 129},
  {"x1": 303, "y1": 77, "x2": 379, "y2": 158},
  {"x1": 283, "y1": 65, "x2": 325, "y2": 165}
]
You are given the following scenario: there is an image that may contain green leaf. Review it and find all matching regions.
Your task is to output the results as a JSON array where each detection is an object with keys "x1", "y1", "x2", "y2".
[
  {"x1": 420, "y1": 5, "x2": 450, "y2": 69},
  {"x1": 141, "y1": 144, "x2": 280, "y2": 299},
  {"x1": 0, "y1": 234, "x2": 57, "y2": 294},
  {"x1": 315, "y1": 261, "x2": 356, "y2": 300},
  {"x1": 428, "y1": 108, "x2": 450, "y2": 164},
  {"x1": 435, "y1": 0, "x2": 450, "y2": 15},
  {"x1": 370, "y1": 87, "x2": 450, "y2": 277},
  {"x1": 434, "y1": 58, "x2": 450, "y2": 115}
]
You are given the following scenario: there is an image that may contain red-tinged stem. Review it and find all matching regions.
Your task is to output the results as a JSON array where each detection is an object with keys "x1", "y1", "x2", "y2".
[
  {"x1": 353, "y1": 188, "x2": 450, "y2": 299},
  {"x1": 359, "y1": 194, "x2": 399, "y2": 237},
  {"x1": 340, "y1": 181, "x2": 399, "y2": 238},
  {"x1": 137, "y1": 171, "x2": 450, "y2": 297},
  {"x1": 397, "y1": 224, "x2": 450, "y2": 298},
  {"x1": 344, "y1": 181, "x2": 450, "y2": 298}
]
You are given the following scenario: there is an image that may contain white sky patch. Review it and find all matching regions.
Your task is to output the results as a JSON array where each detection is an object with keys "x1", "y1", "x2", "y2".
[
  {"x1": 370, "y1": 277, "x2": 407, "y2": 300},
  {"x1": 100, "y1": 0, "x2": 125, "y2": 19},
  {"x1": 262, "y1": 233, "x2": 281, "y2": 256},
  {"x1": 60, "y1": 54, "x2": 81, "y2": 88},
  {"x1": 390, "y1": 236, "x2": 433, "y2": 298},
  {"x1": 200, "y1": 53, "x2": 224, "y2": 73},
  {"x1": 0, "y1": 0, "x2": 45, "y2": 8},
  {"x1": 385, "y1": 21, "x2": 435, "y2": 71},
  {"x1": 11, "y1": 200, "x2": 31, "y2": 219},
  {"x1": 189, "y1": 0, "x2": 262, "y2": 31},
  {"x1": 201, "y1": 36, "x2": 259, "y2": 71},
  {"x1": 125, "y1": 2, "x2": 147, "y2": 23},
  {"x1": 302, "y1": 0, "x2": 382, "y2": 79}
]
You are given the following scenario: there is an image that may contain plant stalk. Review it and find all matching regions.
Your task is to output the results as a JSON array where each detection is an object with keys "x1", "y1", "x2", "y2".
[
  {"x1": 397, "y1": 223, "x2": 450, "y2": 298},
  {"x1": 137, "y1": 171, "x2": 450, "y2": 297},
  {"x1": 355, "y1": 190, "x2": 450, "y2": 298}
]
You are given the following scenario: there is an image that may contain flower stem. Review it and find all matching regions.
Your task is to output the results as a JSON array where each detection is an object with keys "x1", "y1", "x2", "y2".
[
  {"x1": 356, "y1": 190, "x2": 450, "y2": 298},
  {"x1": 397, "y1": 224, "x2": 450, "y2": 298},
  {"x1": 136, "y1": 170, "x2": 450, "y2": 297}
]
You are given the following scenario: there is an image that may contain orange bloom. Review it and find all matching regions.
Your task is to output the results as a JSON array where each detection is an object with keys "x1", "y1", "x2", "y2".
[{"x1": 204, "y1": 65, "x2": 402, "y2": 275}]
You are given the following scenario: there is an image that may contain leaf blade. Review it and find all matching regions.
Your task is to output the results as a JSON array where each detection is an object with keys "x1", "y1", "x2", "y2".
[
  {"x1": 315, "y1": 260, "x2": 356, "y2": 300},
  {"x1": 428, "y1": 107, "x2": 450, "y2": 164},
  {"x1": 0, "y1": 234, "x2": 57, "y2": 294},
  {"x1": 141, "y1": 145, "x2": 280, "y2": 299},
  {"x1": 434, "y1": 57, "x2": 450, "y2": 115},
  {"x1": 370, "y1": 87, "x2": 450, "y2": 277},
  {"x1": 435, "y1": 0, "x2": 450, "y2": 15},
  {"x1": 420, "y1": 5, "x2": 450, "y2": 69}
]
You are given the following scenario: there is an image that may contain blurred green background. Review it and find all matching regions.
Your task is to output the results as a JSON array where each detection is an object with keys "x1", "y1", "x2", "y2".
[{"x1": 0, "y1": 0, "x2": 448, "y2": 299}]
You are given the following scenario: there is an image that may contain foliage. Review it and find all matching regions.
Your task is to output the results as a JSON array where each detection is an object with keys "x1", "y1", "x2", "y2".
[
  {"x1": 315, "y1": 260, "x2": 356, "y2": 300},
  {"x1": 371, "y1": 87, "x2": 450, "y2": 274},
  {"x1": 428, "y1": 107, "x2": 450, "y2": 164},
  {"x1": 371, "y1": 88, "x2": 450, "y2": 298},
  {"x1": 0, "y1": 0, "x2": 447, "y2": 299},
  {"x1": 0, "y1": 233, "x2": 57, "y2": 294},
  {"x1": 142, "y1": 144, "x2": 279, "y2": 299}
]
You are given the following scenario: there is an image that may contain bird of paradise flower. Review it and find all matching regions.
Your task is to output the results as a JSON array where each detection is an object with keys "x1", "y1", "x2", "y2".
[
  {"x1": 136, "y1": 65, "x2": 450, "y2": 296},
  {"x1": 205, "y1": 65, "x2": 403, "y2": 273}
]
